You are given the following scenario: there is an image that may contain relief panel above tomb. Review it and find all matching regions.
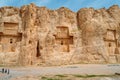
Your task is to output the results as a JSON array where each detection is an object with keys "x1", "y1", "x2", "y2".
[
  {"x1": 104, "y1": 29, "x2": 116, "y2": 41},
  {"x1": 4, "y1": 22, "x2": 18, "y2": 30},
  {"x1": 56, "y1": 27, "x2": 69, "y2": 38},
  {"x1": 3, "y1": 22, "x2": 19, "y2": 35}
]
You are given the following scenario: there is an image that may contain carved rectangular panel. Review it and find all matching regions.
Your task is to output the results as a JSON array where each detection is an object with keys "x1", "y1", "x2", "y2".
[
  {"x1": 106, "y1": 29, "x2": 116, "y2": 40},
  {"x1": 60, "y1": 45, "x2": 69, "y2": 52},
  {"x1": 4, "y1": 29, "x2": 18, "y2": 35},
  {"x1": 4, "y1": 22, "x2": 18, "y2": 30},
  {"x1": 0, "y1": 35, "x2": 22, "y2": 52},
  {"x1": 3, "y1": 22, "x2": 19, "y2": 35},
  {"x1": 3, "y1": 44, "x2": 15, "y2": 52},
  {"x1": 56, "y1": 27, "x2": 69, "y2": 38}
]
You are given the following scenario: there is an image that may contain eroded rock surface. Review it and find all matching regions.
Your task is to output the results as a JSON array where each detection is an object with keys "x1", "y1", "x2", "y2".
[{"x1": 0, "y1": 4, "x2": 120, "y2": 66}]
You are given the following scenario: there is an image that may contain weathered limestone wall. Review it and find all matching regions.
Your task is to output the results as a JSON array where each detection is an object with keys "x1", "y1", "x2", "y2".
[
  {"x1": 77, "y1": 5, "x2": 120, "y2": 63},
  {"x1": 18, "y1": 4, "x2": 38, "y2": 65},
  {"x1": 35, "y1": 6, "x2": 81, "y2": 65},
  {"x1": 0, "y1": 4, "x2": 120, "y2": 66},
  {"x1": 0, "y1": 7, "x2": 22, "y2": 65}
]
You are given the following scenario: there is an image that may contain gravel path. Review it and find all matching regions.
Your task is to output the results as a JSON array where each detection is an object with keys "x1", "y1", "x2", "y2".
[{"x1": 0, "y1": 64, "x2": 120, "y2": 80}]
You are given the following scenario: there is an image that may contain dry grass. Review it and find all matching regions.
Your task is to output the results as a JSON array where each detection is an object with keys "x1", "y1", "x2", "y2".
[{"x1": 39, "y1": 74, "x2": 116, "y2": 80}]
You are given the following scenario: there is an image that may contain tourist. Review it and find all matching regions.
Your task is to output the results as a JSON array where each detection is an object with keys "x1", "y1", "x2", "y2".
[
  {"x1": 5, "y1": 69, "x2": 7, "y2": 73},
  {"x1": 2, "y1": 68, "x2": 4, "y2": 73},
  {"x1": 7, "y1": 69, "x2": 9, "y2": 74}
]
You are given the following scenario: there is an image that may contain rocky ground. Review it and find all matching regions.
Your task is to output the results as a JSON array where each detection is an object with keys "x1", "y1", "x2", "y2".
[{"x1": 0, "y1": 64, "x2": 120, "y2": 80}]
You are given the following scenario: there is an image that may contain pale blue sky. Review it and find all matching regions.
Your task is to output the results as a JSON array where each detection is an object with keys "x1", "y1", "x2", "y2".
[{"x1": 0, "y1": 0, "x2": 120, "y2": 11}]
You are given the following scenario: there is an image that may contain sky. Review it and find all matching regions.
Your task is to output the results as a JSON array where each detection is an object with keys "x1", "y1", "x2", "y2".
[{"x1": 0, "y1": 0, "x2": 120, "y2": 12}]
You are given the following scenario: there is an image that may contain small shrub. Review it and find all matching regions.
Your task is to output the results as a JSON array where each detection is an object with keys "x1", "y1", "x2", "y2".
[
  {"x1": 55, "y1": 75, "x2": 67, "y2": 77},
  {"x1": 73, "y1": 74, "x2": 114, "y2": 78}
]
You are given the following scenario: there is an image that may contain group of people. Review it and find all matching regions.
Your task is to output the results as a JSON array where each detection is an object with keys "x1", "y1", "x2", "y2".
[{"x1": 1, "y1": 68, "x2": 10, "y2": 74}]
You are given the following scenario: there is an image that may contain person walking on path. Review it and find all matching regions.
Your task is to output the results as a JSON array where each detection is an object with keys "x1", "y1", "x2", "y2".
[
  {"x1": 7, "y1": 69, "x2": 9, "y2": 74},
  {"x1": 2, "y1": 68, "x2": 4, "y2": 73},
  {"x1": 5, "y1": 69, "x2": 7, "y2": 73}
]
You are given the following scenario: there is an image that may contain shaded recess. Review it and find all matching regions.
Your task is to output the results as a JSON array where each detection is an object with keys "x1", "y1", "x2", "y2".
[{"x1": 36, "y1": 41, "x2": 41, "y2": 57}]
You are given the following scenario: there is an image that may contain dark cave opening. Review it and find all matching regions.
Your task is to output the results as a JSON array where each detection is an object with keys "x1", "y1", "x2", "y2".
[{"x1": 36, "y1": 41, "x2": 41, "y2": 57}]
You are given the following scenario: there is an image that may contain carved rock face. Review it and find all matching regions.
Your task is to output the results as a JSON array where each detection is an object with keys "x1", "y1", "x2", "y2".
[{"x1": 0, "y1": 4, "x2": 120, "y2": 66}]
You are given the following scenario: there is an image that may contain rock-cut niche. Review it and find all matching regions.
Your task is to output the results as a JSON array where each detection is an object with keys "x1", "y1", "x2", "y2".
[
  {"x1": 104, "y1": 29, "x2": 119, "y2": 55},
  {"x1": 55, "y1": 26, "x2": 73, "y2": 52},
  {"x1": 0, "y1": 22, "x2": 22, "y2": 52}
]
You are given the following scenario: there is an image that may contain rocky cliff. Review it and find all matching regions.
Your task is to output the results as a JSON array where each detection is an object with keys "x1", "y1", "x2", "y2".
[{"x1": 0, "y1": 4, "x2": 120, "y2": 66}]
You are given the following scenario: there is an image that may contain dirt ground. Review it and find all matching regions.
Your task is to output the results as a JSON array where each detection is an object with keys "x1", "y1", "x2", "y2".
[{"x1": 0, "y1": 64, "x2": 120, "y2": 80}]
